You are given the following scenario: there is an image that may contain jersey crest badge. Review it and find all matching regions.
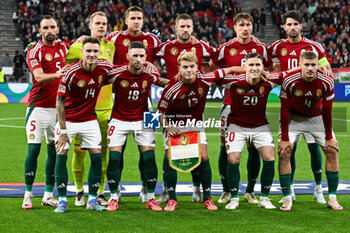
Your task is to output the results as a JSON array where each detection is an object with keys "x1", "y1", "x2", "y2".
[
  {"x1": 29, "y1": 134, "x2": 35, "y2": 140},
  {"x1": 236, "y1": 87, "x2": 245, "y2": 94},
  {"x1": 45, "y1": 53, "x2": 53, "y2": 61},
  {"x1": 316, "y1": 89, "x2": 322, "y2": 97},
  {"x1": 180, "y1": 93, "x2": 187, "y2": 99},
  {"x1": 142, "y1": 80, "x2": 148, "y2": 88},
  {"x1": 229, "y1": 48, "x2": 237, "y2": 56},
  {"x1": 294, "y1": 89, "x2": 303, "y2": 97},
  {"x1": 281, "y1": 48, "x2": 288, "y2": 56},
  {"x1": 191, "y1": 47, "x2": 196, "y2": 54},
  {"x1": 77, "y1": 79, "x2": 86, "y2": 88},
  {"x1": 122, "y1": 39, "x2": 131, "y2": 47},
  {"x1": 143, "y1": 39, "x2": 148, "y2": 48},
  {"x1": 120, "y1": 80, "x2": 129, "y2": 88},
  {"x1": 259, "y1": 86, "x2": 265, "y2": 95},
  {"x1": 98, "y1": 75, "x2": 103, "y2": 85},
  {"x1": 170, "y1": 47, "x2": 178, "y2": 56},
  {"x1": 198, "y1": 87, "x2": 204, "y2": 95}
]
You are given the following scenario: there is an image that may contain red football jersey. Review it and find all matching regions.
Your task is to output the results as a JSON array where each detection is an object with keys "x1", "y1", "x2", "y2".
[
  {"x1": 110, "y1": 65, "x2": 160, "y2": 121},
  {"x1": 268, "y1": 37, "x2": 327, "y2": 71},
  {"x1": 280, "y1": 69, "x2": 334, "y2": 140},
  {"x1": 57, "y1": 59, "x2": 115, "y2": 122},
  {"x1": 154, "y1": 40, "x2": 216, "y2": 79},
  {"x1": 27, "y1": 40, "x2": 69, "y2": 108},
  {"x1": 220, "y1": 72, "x2": 283, "y2": 128},
  {"x1": 212, "y1": 40, "x2": 273, "y2": 105},
  {"x1": 158, "y1": 69, "x2": 225, "y2": 123},
  {"x1": 107, "y1": 30, "x2": 161, "y2": 65}
]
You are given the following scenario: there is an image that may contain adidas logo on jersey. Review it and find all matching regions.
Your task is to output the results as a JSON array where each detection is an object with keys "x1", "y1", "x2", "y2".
[
  {"x1": 54, "y1": 52, "x2": 60, "y2": 58},
  {"x1": 240, "y1": 50, "x2": 247, "y2": 55},
  {"x1": 131, "y1": 82, "x2": 139, "y2": 87},
  {"x1": 88, "y1": 79, "x2": 95, "y2": 85},
  {"x1": 289, "y1": 50, "x2": 297, "y2": 56},
  {"x1": 188, "y1": 91, "x2": 196, "y2": 96},
  {"x1": 247, "y1": 89, "x2": 255, "y2": 93},
  {"x1": 305, "y1": 91, "x2": 313, "y2": 96}
]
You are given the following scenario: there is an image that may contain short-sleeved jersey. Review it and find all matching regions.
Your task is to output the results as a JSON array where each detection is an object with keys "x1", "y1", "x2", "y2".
[
  {"x1": 158, "y1": 69, "x2": 225, "y2": 122},
  {"x1": 65, "y1": 40, "x2": 116, "y2": 111},
  {"x1": 268, "y1": 37, "x2": 328, "y2": 71},
  {"x1": 155, "y1": 40, "x2": 216, "y2": 79},
  {"x1": 26, "y1": 40, "x2": 69, "y2": 108},
  {"x1": 109, "y1": 65, "x2": 160, "y2": 121},
  {"x1": 107, "y1": 30, "x2": 161, "y2": 65},
  {"x1": 280, "y1": 69, "x2": 335, "y2": 140},
  {"x1": 57, "y1": 59, "x2": 116, "y2": 122},
  {"x1": 212, "y1": 40, "x2": 273, "y2": 105},
  {"x1": 220, "y1": 72, "x2": 283, "y2": 128}
]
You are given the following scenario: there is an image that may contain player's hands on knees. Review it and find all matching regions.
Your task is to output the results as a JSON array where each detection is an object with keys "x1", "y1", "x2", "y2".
[
  {"x1": 278, "y1": 140, "x2": 292, "y2": 156},
  {"x1": 55, "y1": 134, "x2": 70, "y2": 154},
  {"x1": 167, "y1": 127, "x2": 181, "y2": 137},
  {"x1": 325, "y1": 138, "x2": 339, "y2": 153}
]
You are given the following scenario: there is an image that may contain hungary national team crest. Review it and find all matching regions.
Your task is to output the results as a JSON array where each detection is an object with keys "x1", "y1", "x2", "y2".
[
  {"x1": 142, "y1": 80, "x2": 148, "y2": 88},
  {"x1": 259, "y1": 86, "x2": 265, "y2": 95},
  {"x1": 294, "y1": 89, "x2": 303, "y2": 97},
  {"x1": 77, "y1": 79, "x2": 86, "y2": 88},
  {"x1": 143, "y1": 39, "x2": 148, "y2": 48},
  {"x1": 236, "y1": 87, "x2": 245, "y2": 94},
  {"x1": 170, "y1": 47, "x2": 178, "y2": 55},
  {"x1": 179, "y1": 134, "x2": 190, "y2": 146},
  {"x1": 191, "y1": 47, "x2": 196, "y2": 54},
  {"x1": 180, "y1": 93, "x2": 187, "y2": 99},
  {"x1": 281, "y1": 48, "x2": 288, "y2": 56},
  {"x1": 123, "y1": 39, "x2": 131, "y2": 47},
  {"x1": 198, "y1": 87, "x2": 204, "y2": 95},
  {"x1": 45, "y1": 53, "x2": 53, "y2": 61},
  {"x1": 120, "y1": 80, "x2": 129, "y2": 88},
  {"x1": 316, "y1": 89, "x2": 322, "y2": 97},
  {"x1": 229, "y1": 48, "x2": 237, "y2": 56}
]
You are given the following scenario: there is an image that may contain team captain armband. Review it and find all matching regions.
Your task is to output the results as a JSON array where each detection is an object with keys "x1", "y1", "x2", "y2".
[
  {"x1": 318, "y1": 57, "x2": 329, "y2": 66},
  {"x1": 326, "y1": 93, "x2": 335, "y2": 101}
]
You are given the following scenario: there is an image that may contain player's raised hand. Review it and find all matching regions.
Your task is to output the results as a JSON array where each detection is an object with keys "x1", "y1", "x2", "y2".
[
  {"x1": 278, "y1": 140, "x2": 292, "y2": 155},
  {"x1": 167, "y1": 127, "x2": 181, "y2": 137},
  {"x1": 325, "y1": 138, "x2": 339, "y2": 153}
]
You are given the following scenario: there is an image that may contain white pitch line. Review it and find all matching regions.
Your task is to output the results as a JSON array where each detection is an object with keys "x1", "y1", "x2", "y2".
[
  {"x1": 0, "y1": 124, "x2": 25, "y2": 128},
  {"x1": 0, "y1": 117, "x2": 24, "y2": 121}
]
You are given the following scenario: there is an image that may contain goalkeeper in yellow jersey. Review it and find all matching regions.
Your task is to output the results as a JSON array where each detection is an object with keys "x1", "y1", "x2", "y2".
[{"x1": 65, "y1": 11, "x2": 115, "y2": 206}]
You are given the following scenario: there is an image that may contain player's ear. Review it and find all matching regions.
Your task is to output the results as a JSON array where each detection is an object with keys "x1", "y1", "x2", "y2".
[
  {"x1": 126, "y1": 52, "x2": 130, "y2": 61},
  {"x1": 98, "y1": 49, "x2": 102, "y2": 56}
]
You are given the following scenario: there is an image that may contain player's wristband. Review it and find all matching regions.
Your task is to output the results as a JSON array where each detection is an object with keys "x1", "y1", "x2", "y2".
[{"x1": 60, "y1": 129, "x2": 67, "y2": 135}]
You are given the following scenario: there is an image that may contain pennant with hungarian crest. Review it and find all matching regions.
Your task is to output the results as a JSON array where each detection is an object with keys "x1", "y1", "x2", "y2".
[{"x1": 168, "y1": 131, "x2": 201, "y2": 172}]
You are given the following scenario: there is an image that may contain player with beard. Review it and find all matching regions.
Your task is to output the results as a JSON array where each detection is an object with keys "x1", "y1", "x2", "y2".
[
  {"x1": 278, "y1": 51, "x2": 342, "y2": 211},
  {"x1": 155, "y1": 13, "x2": 217, "y2": 203},
  {"x1": 107, "y1": 6, "x2": 161, "y2": 202},
  {"x1": 268, "y1": 10, "x2": 331, "y2": 204},
  {"x1": 22, "y1": 15, "x2": 69, "y2": 209}
]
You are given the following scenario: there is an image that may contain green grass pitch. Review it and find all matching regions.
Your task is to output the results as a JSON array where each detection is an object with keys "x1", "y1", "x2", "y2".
[{"x1": 0, "y1": 102, "x2": 349, "y2": 233}]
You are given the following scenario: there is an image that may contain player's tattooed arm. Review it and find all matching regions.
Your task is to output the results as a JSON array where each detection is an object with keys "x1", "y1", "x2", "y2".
[
  {"x1": 55, "y1": 95, "x2": 70, "y2": 153},
  {"x1": 33, "y1": 66, "x2": 67, "y2": 83}
]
